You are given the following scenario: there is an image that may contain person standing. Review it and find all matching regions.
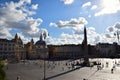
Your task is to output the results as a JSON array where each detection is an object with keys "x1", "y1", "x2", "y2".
[{"x1": 106, "y1": 62, "x2": 109, "y2": 68}]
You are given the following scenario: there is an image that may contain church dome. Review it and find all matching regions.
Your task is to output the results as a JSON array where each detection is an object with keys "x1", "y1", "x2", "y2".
[
  {"x1": 35, "y1": 40, "x2": 46, "y2": 45},
  {"x1": 35, "y1": 33, "x2": 46, "y2": 45}
]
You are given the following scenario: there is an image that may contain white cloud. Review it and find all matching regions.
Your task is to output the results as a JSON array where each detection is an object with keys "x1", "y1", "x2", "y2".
[
  {"x1": 31, "y1": 4, "x2": 38, "y2": 10},
  {"x1": 73, "y1": 26, "x2": 84, "y2": 34},
  {"x1": 23, "y1": 0, "x2": 31, "y2": 4},
  {"x1": 114, "y1": 22, "x2": 120, "y2": 29},
  {"x1": 87, "y1": 27, "x2": 101, "y2": 44},
  {"x1": 95, "y1": 0, "x2": 120, "y2": 16},
  {"x1": 47, "y1": 23, "x2": 120, "y2": 45},
  {"x1": 61, "y1": 0, "x2": 74, "y2": 5},
  {"x1": 49, "y1": 22, "x2": 58, "y2": 27},
  {"x1": 50, "y1": 17, "x2": 88, "y2": 28},
  {"x1": 49, "y1": 18, "x2": 118, "y2": 45},
  {"x1": 21, "y1": 7, "x2": 36, "y2": 16},
  {"x1": 15, "y1": 32, "x2": 30, "y2": 44},
  {"x1": 39, "y1": 28, "x2": 49, "y2": 39},
  {"x1": 46, "y1": 33, "x2": 83, "y2": 45},
  {"x1": 0, "y1": 27, "x2": 12, "y2": 38},
  {"x1": 88, "y1": 15, "x2": 92, "y2": 18},
  {"x1": 105, "y1": 33, "x2": 113, "y2": 38},
  {"x1": 105, "y1": 22, "x2": 120, "y2": 43},
  {"x1": 0, "y1": 0, "x2": 48, "y2": 43},
  {"x1": 82, "y1": 2, "x2": 91, "y2": 8},
  {"x1": 91, "y1": 5, "x2": 97, "y2": 10},
  {"x1": 13, "y1": 28, "x2": 49, "y2": 44},
  {"x1": 106, "y1": 26, "x2": 115, "y2": 32},
  {"x1": 106, "y1": 22, "x2": 120, "y2": 33}
]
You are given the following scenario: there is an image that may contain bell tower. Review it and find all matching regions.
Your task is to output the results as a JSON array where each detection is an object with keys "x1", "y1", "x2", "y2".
[
  {"x1": 40, "y1": 33, "x2": 43, "y2": 41},
  {"x1": 15, "y1": 33, "x2": 18, "y2": 40}
]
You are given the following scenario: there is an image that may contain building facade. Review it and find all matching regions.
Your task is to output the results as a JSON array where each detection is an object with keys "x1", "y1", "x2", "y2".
[
  {"x1": 96, "y1": 42, "x2": 118, "y2": 58},
  {"x1": 24, "y1": 39, "x2": 37, "y2": 59},
  {"x1": 0, "y1": 33, "x2": 49, "y2": 61},
  {"x1": 48, "y1": 44, "x2": 84, "y2": 59},
  {"x1": 25, "y1": 34, "x2": 49, "y2": 59},
  {"x1": 0, "y1": 32, "x2": 120, "y2": 61},
  {"x1": 0, "y1": 34, "x2": 25, "y2": 61}
]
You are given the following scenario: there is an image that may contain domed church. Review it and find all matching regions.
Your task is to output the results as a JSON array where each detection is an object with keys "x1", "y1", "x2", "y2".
[{"x1": 35, "y1": 33, "x2": 49, "y2": 59}]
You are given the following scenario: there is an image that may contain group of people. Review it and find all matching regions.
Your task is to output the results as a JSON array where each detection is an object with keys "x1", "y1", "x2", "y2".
[
  {"x1": 111, "y1": 60, "x2": 118, "y2": 74},
  {"x1": 44, "y1": 59, "x2": 82, "y2": 71},
  {"x1": 95, "y1": 60, "x2": 119, "y2": 74}
]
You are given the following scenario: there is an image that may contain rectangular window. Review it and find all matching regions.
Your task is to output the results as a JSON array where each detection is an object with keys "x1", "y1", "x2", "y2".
[
  {"x1": 9, "y1": 48, "x2": 11, "y2": 51},
  {"x1": 0, "y1": 48, "x2": 2, "y2": 50},
  {"x1": 0, "y1": 43, "x2": 3, "y2": 45},
  {"x1": 8, "y1": 44, "x2": 11, "y2": 46},
  {"x1": 12, "y1": 48, "x2": 14, "y2": 50},
  {"x1": 12, "y1": 44, "x2": 15, "y2": 46},
  {"x1": 4, "y1": 48, "x2": 7, "y2": 50}
]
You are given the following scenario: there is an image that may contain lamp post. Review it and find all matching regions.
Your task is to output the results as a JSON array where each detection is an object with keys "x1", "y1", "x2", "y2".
[
  {"x1": 114, "y1": 30, "x2": 119, "y2": 44},
  {"x1": 117, "y1": 30, "x2": 119, "y2": 44},
  {"x1": 43, "y1": 53, "x2": 46, "y2": 80}
]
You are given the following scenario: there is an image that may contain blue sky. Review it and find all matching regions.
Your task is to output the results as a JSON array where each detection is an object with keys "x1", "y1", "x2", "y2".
[{"x1": 0, "y1": 0, "x2": 120, "y2": 45}]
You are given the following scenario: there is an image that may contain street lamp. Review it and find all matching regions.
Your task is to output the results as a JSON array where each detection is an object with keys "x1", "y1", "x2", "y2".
[
  {"x1": 43, "y1": 53, "x2": 46, "y2": 80},
  {"x1": 43, "y1": 59, "x2": 46, "y2": 80},
  {"x1": 114, "y1": 30, "x2": 119, "y2": 44}
]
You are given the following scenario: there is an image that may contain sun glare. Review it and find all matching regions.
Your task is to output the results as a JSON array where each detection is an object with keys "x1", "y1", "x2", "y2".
[
  {"x1": 101, "y1": 0, "x2": 120, "y2": 11},
  {"x1": 95, "y1": 0, "x2": 120, "y2": 16}
]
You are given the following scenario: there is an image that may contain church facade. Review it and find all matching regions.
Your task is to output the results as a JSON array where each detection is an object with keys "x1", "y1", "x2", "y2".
[{"x1": 25, "y1": 34, "x2": 49, "y2": 59}]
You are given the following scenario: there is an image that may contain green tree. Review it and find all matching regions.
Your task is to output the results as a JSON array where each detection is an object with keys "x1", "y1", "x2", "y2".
[{"x1": 0, "y1": 60, "x2": 7, "y2": 80}]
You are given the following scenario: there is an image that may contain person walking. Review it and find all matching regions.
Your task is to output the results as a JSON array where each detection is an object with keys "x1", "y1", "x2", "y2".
[
  {"x1": 17, "y1": 76, "x2": 21, "y2": 80},
  {"x1": 111, "y1": 68, "x2": 114, "y2": 74}
]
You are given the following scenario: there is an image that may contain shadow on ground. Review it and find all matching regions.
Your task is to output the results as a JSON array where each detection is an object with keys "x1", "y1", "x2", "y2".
[{"x1": 45, "y1": 66, "x2": 83, "y2": 80}]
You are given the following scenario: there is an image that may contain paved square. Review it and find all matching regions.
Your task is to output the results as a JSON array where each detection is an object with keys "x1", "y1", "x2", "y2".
[{"x1": 4, "y1": 58, "x2": 120, "y2": 80}]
